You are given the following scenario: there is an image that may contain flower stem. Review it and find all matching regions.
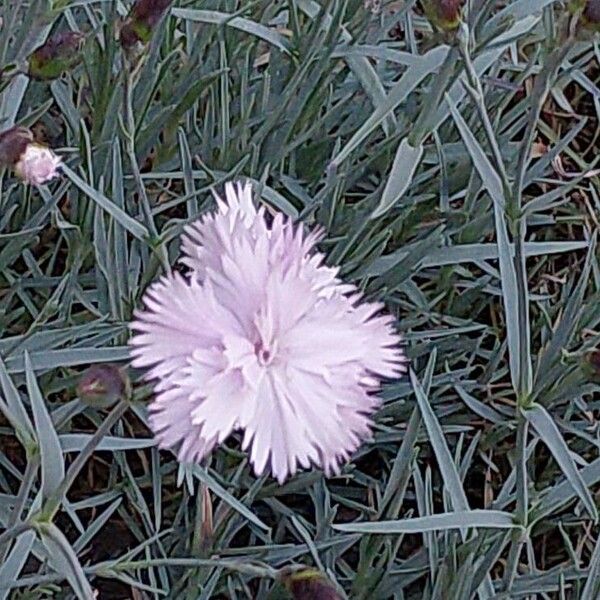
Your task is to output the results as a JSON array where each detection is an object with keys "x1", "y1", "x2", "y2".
[{"x1": 502, "y1": 14, "x2": 575, "y2": 593}]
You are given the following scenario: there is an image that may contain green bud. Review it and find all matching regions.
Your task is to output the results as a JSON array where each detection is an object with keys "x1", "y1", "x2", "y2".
[
  {"x1": 422, "y1": 0, "x2": 464, "y2": 31},
  {"x1": 77, "y1": 364, "x2": 130, "y2": 408},
  {"x1": 28, "y1": 31, "x2": 86, "y2": 81},
  {"x1": 280, "y1": 568, "x2": 342, "y2": 600},
  {"x1": 120, "y1": 0, "x2": 173, "y2": 48},
  {"x1": 0, "y1": 127, "x2": 34, "y2": 167}
]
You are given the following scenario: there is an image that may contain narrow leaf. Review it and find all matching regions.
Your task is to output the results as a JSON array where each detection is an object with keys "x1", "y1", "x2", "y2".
[
  {"x1": 410, "y1": 370, "x2": 469, "y2": 514},
  {"x1": 372, "y1": 139, "x2": 423, "y2": 218},
  {"x1": 535, "y1": 234, "x2": 597, "y2": 390},
  {"x1": 191, "y1": 465, "x2": 270, "y2": 532},
  {"x1": 173, "y1": 8, "x2": 291, "y2": 54},
  {"x1": 59, "y1": 434, "x2": 155, "y2": 452},
  {"x1": 581, "y1": 527, "x2": 600, "y2": 599},
  {"x1": 0, "y1": 358, "x2": 34, "y2": 443},
  {"x1": 330, "y1": 46, "x2": 449, "y2": 168},
  {"x1": 447, "y1": 93, "x2": 524, "y2": 392},
  {"x1": 5, "y1": 346, "x2": 131, "y2": 374},
  {"x1": 24, "y1": 352, "x2": 65, "y2": 500},
  {"x1": 0, "y1": 531, "x2": 36, "y2": 600},
  {"x1": 62, "y1": 165, "x2": 149, "y2": 241},
  {"x1": 38, "y1": 522, "x2": 95, "y2": 600},
  {"x1": 524, "y1": 402, "x2": 598, "y2": 521},
  {"x1": 334, "y1": 510, "x2": 518, "y2": 533}
]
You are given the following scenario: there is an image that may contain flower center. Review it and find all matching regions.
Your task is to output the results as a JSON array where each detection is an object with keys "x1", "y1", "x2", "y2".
[{"x1": 255, "y1": 341, "x2": 276, "y2": 366}]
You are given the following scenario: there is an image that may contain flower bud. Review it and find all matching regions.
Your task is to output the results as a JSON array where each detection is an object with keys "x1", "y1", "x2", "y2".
[
  {"x1": 77, "y1": 365, "x2": 130, "y2": 408},
  {"x1": 279, "y1": 568, "x2": 342, "y2": 600},
  {"x1": 422, "y1": 0, "x2": 464, "y2": 31},
  {"x1": 28, "y1": 31, "x2": 86, "y2": 80},
  {"x1": 120, "y1": 0, "x2": 173, "y2": 48}
]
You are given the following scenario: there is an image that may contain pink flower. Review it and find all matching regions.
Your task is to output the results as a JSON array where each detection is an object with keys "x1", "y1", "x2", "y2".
[
  {"x1": 15, "y1": 143, "x2": 61, "y2": 185},
  {"x1": 130, "y1": 182, "x2": 405, "y2": 482}
]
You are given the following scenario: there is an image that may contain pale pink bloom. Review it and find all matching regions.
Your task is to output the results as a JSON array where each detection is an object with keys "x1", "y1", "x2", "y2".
[
  {"x1": 130, "y1": 182, "x2": 405, "y2": 482},
  {"x1": 15, "y1": 144, "x2": 61, "y2": 185}
]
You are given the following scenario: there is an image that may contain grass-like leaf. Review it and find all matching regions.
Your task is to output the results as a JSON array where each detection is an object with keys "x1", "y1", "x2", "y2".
[
  {"x1": 37, "y1": 522, "x2": 95, "y2": 600},
  {"x1": 410, "y1": 370, "x2": 469, "y2": 513},
  {"x1": 0, "y1": 358, "x2": 34, "y2": 444},
  {"x1": 62, "y1": 165, "x2": 150, "y2": 242},
  {"x1": 524, "y1": 403, "x2": 598, "y2": 522},
  {"x1": 447, "y1": 93, "x2": 527, "y2": 393},
  {"x1": 172, "y1": 8, "x2": 292, "y2": 54},
  {"x1": 330, "y1": 46, "x2": 449, "y2": 168},
  {"x1": 372, "y1": 138, "x2": 423, "y2": 218},
  {"x1": 334, "y1": 510, "x2": 519, "y2": 533},
  {"x1": 24, "y1": 352, "x2": 64, "y2": 501}
]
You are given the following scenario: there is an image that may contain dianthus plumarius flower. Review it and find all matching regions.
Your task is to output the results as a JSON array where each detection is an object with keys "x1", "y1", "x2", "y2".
[{"x1": 130, "y1": 182, "x2": 405, "y2": 482}]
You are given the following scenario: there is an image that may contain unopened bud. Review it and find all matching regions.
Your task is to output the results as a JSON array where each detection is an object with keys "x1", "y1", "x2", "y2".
[
  {"x1": 120, "y1": 0, "x2": 173, "y2": 48},
  {"x1": 77, "y1": 365, "x2": 130, "y2": 408},
  {"x1": 422, "y1": 0, "x2": 464, "y2": 31},
  {"x1": 280, "y1": 568, "x2": 342, "y2": 600},
  {"x1": 28, "y1": 31, "x2": 86, "y2": 80}
]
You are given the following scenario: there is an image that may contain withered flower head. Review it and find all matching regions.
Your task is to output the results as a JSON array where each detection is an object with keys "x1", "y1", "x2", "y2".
[
  {"x1": 120, "y1": 0, "x2": 173, "y2": 48},
  {"x1": 583, "y1": 0, "x2": 600, "y2": 27},
  {"x1": 582, "y1": 350, "x2": 600, "y2": 383},
  {"x1": 28, "y1": 31, "x2": 86, "y2": 80},
  {"x1": 0, "y1": 127, "x2": 34, "y2": 166},
  {"x1": 422, "y1": 0, "x2": 464, "y2": 31}
]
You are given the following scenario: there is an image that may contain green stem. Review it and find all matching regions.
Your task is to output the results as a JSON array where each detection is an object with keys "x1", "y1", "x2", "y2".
[
  {"x1": 502, "y1": 17, "x2": 575, "y2": 593},
  {"x1": 514, "y1": 223, "x2": 532, "y2": 396},
  {"x1": 503, "y1": 415, "x2": 529, "y2": 590}
]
